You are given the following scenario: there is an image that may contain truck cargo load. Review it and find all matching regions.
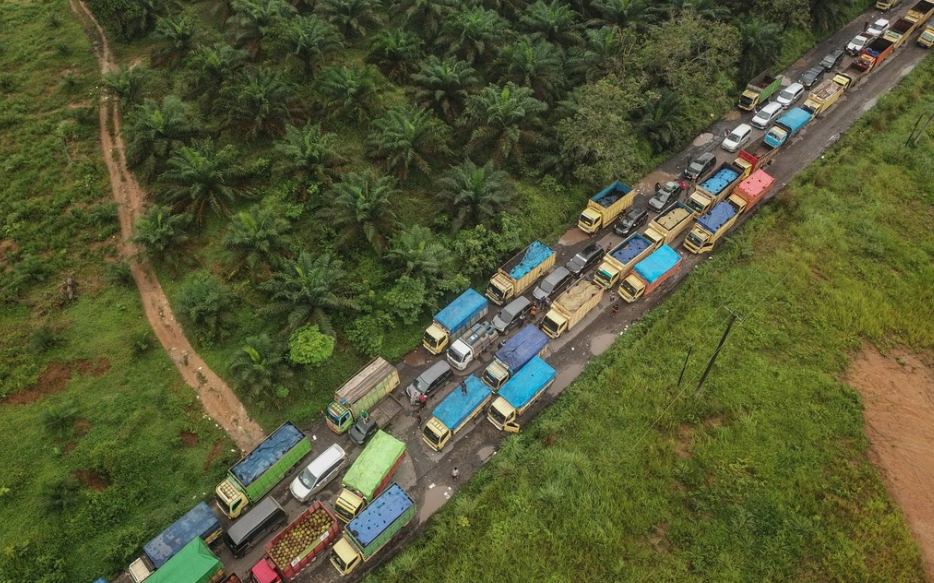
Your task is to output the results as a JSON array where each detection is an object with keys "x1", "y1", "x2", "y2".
[
  {"x1": 253, "y1": 502, "x2": 340, "y2": 583},
  {"x1": 877, "y1": 0, "x2": 903, "y2": 10},
  {"x1": 883, "y1": 17, "x2": 918, "y2": 48},
  {"x1": 578, "y1": 181, "x2": 635, "y2": 233},
  {"x1": 619, "y1": 245, "x2": 683, "y2": 302},
  {"x1": 143, "y1": 502, "x2": 223, "y2": 569},
  {"x1": 739, "y1": 71, "x2": 782, "y2": 110},
  {"x1": 330, "y1": 484, "x2": 416, "y2": 575},
  {"x1": 686, "y1": 164, "x2": 743, "y2": 216},
  {"x1": 326, "y1": 357, "x2": 399, "y2": 434},
  {"x1": 447, "y1": 321, "x2": 499, "y2": 370},
  {"x1": 482, "y1": 324, "x2": 549, "y2": 389},
  {"x1": 485, "y1": 241, "x2": 556, "y2": 305},
  {"x1": 594, "y1": 233, "x2": 657, "y2": 289},
  {"x1": 423, "y1": 375, "x2": 493, "y2": 451},
  {"x1": 146, "y1": 538, "x2": 224, "y2": 583},
  {"x1": 335, "y1": 430, "x2": 406, "y2": 522},
  {"x1": 802, "y1": 77, "x2": 847, "y2": 116},
  {"x1": 645, "y1": 201, "x2": 696, "y2": 246},
  {"x1": 541, "y1": 279, "x2": 604, "y2": 339},
  {"x1": 487, "y1": 357, "x2": 556, "y2": 431},
  {"x1": 907, "y1": 0, "x2": 934, "y2": 21},
  {"x1": 856, "y1": 37, "x2": 895, "y2": 71},
  {"x1": 216, "y1": 422, "x2": 311, "y2": 518},
  {"x1": 423, "y1": 289, "x2": 488, "y2": 354},
  {"x1": 684, "y1": 169, "x2": 775, "y2": 254},
  {"x1": 764, "y1": 107, "x2": 812, "y2": 148}
]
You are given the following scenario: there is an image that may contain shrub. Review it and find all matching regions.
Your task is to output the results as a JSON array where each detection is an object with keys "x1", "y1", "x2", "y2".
[{"x1": 288, "y1": 325, "x2": 335, "y2": 366}]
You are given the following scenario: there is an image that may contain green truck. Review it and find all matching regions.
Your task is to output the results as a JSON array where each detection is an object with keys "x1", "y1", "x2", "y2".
[
  {"x1": 215, "y1": 422, "x2": 312, "y2": 518},
  {"x1": 325, "y1": 357, "x2": 399, "y2": 434},
  {"x1": 334, "y1": 430, "x2": 406, "y2": 523},
  {"x1": 145, "y1": 538, "x2": 225, "y2": 583},
  {"x1": 738, "y1": 72, "x2": 783, "y2": 111},
  {"x1": 330, "y1": 483, "x2": 416, "y2": 575}
]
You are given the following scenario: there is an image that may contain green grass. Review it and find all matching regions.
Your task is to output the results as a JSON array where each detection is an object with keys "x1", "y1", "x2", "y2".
[
  {"x1": 368, "y1": 54, "x2": 934, "y2": 583},
  {"x1": 0, "y1": 1, "x2": 235, "y2": 581}
]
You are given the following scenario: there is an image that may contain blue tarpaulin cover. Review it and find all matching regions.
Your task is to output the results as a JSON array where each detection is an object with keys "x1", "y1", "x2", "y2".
[
  {"x1": 434, "y1": 376, "x2": 491, "y2": 430},
  {"x1": 143, "y1": 502, "x2": 221, "y2": 569},
  {"x1": 590, "y1": 181, "x2": 632, "y2": 206},
  {"x1": 496, "y1": 324, "x2": 549, "y2": 372},
  {"x1": 498, "y1": 357, "x2": 556, "y2": 410},
  {"x1": 231, "y1": 422, "x2": 304, "y2": 487},
  {"x1": 507, "y1": 241, "x2": 554, "y2": 280},
  {"x1": 611, "y1": 234, "x2": 651, "y2": 264},
  {"x1": 700, "y1": 168, "x2": 740, "y2": 196},
  {"x1": 347, "y1": 483, "x2": 414, "y2": 548},
  {"x1": 92, "y1": 579, "x2": 108, "y2": 583},
  {"x1": 634, "y1": 245, "x2": 681, "y2": 284},
  {"x1": 697, "y1": 201, "x2": 738, "y2": 233},
  {"x1": 776, "y1": 107, "x2": 812, "y2": 133},
  {"x1": 434, "y1": 289, "x2": 487, "y2": 332}
]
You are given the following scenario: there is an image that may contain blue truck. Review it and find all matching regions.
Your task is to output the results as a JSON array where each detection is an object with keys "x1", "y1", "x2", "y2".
[
  {"x1": 764, "y1": 107, "x2": 812, "y2": 148},
  {"x1": 422, "y1": 289, "x2": 489, "y2": 354},
  {"x1": 422, "y1": 375, "x2": 493, "y2": 450},
  {"x1": 142, "y1": 501, "x2": 223, "y2": 569},
  {"x1": 578, "y1": 181, "x2": 636, "y2": 233},
  {"x1": 481, "y1": 324, "x2": 550, "y2": 390},
  {"x1": 330, "y1": 484, "x2": 417, "y2": 575},
  {"x1": 619, "y1": 244, "x2": 683, "y2": 303},
  {"x1": 486, "y1": 357, "x2": 556, "y2": 432},
  {"x1": 485, "y1": 241, "x2": 557, "y2": 305},
  {"x1": 686, "y1": 162, "x2": 744, "y2": 216}
]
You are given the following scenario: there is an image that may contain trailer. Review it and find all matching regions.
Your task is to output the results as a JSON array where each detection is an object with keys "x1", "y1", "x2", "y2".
[
  {"x1": 540, "y1": 280, "x2": 604, "y2": 339},
  {"x1": 423, "y1": 375, "x2": 493, "y2": 451},
  {"x1": 329, "y1": 484, "x2": 416, "y2": 575},
  {"x1": 685, "y1": 163, "x2": 743, "y2": 216},
  {"x1": 422, "y1": 289, "x2": 489, "y2": 354},
  {"x1": 487, "y1": 357, "x2": 556, "y2": 432},
  {"x1": 251, "y1": 502, "x2": 340, "y2": 583},
  {"x1": 619, "y1": 245, "x2": 683, "y2": 303},
  {"x1": 325, "y1": 357, "x2": 399, "y2": 434},
  {"x1": 485, "y1": 241, "x2": 556, "y2": 305},
  {"x1": 482, "y1": 324, "x2": 549, "y2": 390},
  {"x1": 578, "y1": 181, "x2": 635, "y2": 233},
  {"x1": 594, "y1": 233, "x2": 659, "y2": 289}
]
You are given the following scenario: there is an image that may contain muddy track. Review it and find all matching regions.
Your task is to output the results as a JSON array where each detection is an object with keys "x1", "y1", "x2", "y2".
[{"x1": 69, "y1": 0, "x2": 264, "y2": 452}]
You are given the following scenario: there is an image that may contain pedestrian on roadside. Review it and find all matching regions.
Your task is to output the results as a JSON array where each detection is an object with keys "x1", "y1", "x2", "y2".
[
  {"x1": 864, "y1": 20, "x2": 869, "y2": 30},
  {"x1": 609, "y1": 290, "x2": 616, "y2": 304},
  {"x1": 654, "y1": 181, "x2": 661, "y2": 192},
  {"x1": 679, "y1": 180, "x2": 687, "y2": 193},
  {"x1": 613, "y1": 302, "x2": 620, "y2": 315},
  {"x1": 418, "y1": 393, "x2": 427, "y2": 408},
  {"x1": 452, "y1": 466, "x2": 459, "y2": 480},
  {"x1": 416, "y1": 410, "x2": 423, "y2": 424}
]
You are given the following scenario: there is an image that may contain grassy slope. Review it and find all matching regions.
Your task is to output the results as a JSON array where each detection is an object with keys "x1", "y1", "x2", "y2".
[
  {"x1": 0, "y1": 1, "x2": 234, "y2": 580},
  {"x1": 369, "y1": 59, "x2": 934, "y2": 583}
]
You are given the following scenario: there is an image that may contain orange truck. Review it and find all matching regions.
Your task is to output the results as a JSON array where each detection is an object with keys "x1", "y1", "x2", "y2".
[{"x1": 683, "y1": 170, "x2": 776, "y2": 254}]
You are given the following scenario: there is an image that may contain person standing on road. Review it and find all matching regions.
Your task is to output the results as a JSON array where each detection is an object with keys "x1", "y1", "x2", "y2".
[
  {"x1": 452, "y1": 466, "x2": 459, "y2": 480},
  {"x1": 864, "y1": 20, "x2": 869, "y2": 31},
  {"x1": 609, "y1": 290, "x2": 616, "y2": 304},
  {"x1": 418, "y1": 393, "x2": 427, "y2": 408}
]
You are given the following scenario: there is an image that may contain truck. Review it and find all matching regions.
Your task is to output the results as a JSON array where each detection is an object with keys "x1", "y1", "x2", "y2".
[
  {"x1": 837, "y1": 63, "x2": 868, "y2": 89},
  {"x1": 423, "y1": 375, "x2": 493, "y2": 450},
  {"x1": 763, "y1": 107, "x2": 812, "y2": 149},
  {"x1": 250, "y1": 502, "x2": 340, "y2": 583},
  {"x1": 919, "y1": 22, "x2": 934, "y2": 46},
  {"x1": 801, "y1": 77, "x2": 848, "y2": 117},
  {"x1": 487, "y1": 356, "x2": 556, "y2": 432},
  {"x1": 540, "y1": 280, "x2": 604, "y2": 339},
  {"x1": 145, "y1": 538, "x2": 225, "y2": 583},
  {"x1": 334, "y1": 430, "x2": 406, "y2": 523},
  {"x1": 877, "y1": 0, "x2": 903, "y2": 10},
  {"x1": 446, "y1": 321, "x2": 499, "y2": 370},
  {"x1": 594, "y1": 233, "x2": 660, "y2": 289},
  {"x1": 141, "y1": 502, "x2": 223, "y2": 570},
  {"x1": 907, "y1": 0, "x2": 934, "y2": 23},
  {"x1": 685, "y1": 163, "x2": 743, "y2": 216},
  {"x1": 738, "y1": 71, "x2": 783, "y2": 110},
  {"x1": 481, "y1": 324, "x2": 549, "y2": 390},
  {"x1": 684, "y1": 169, "x2": 775, "y2": 254},
  {"x1": 325, "y1": 357, "x2": 399, "y2": 434},
  {"x1": 883, "y1": 17, "x2": 918, "y2": 48},
  {"x1": 422, "y1": 288, "x2": 488, "y2": 354},
  {"x1": 619, "y1": 244, "x2": 683, "y2": 303},
  {"x1": 733, "y1": 143, "x2": 778, "y2": 179},
  {"x1": 856, "y1": 37, "x2": 896, "y2": 71},
  {"x1": 577, "y1": 181, "x2": 635, "y2": 234},
  {"x1": 215, "y1": 422, "x2": 311, "y2": 519},
  {"x1": 485, "y1": 241, "x2": 556, "y2": 305},
  {"x1": 329, "y1": 484, "x2": 416, "y2": 575}
]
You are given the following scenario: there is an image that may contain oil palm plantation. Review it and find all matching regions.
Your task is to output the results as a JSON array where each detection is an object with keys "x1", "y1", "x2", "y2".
[
  {"x1": 273, "y1": 123, "x2": 346, "y2": 190},
  {"x1": 391, "y1": 0, "x2": 457, "y2": 39},
  {"x1": 386, "y1": 224, "x2": 452, "y2": 279},
  {"x1": 158, "y1": 139, "x2": 248, "y2": 222},
  {"x1": 153, "y1": 14, "x2": 199, "y2": 66},
  {"x1": 436, "y1": 160, "x2": 513, "y2": 232},
  {"x1": 124, "y1": 95, "x2": 200, "y2": 180},
  {"x1": 317, "y1": 64, "x2": 384, "y2": 120},
  {"x1": 223, "y1": 67, "x2": 295, "y2": 139},
  {"x1": 263, "y1": 252, "x2": 358, "y2": 333},
  {"x1": 326, "y1": 171, "x2": 399, "y2": 252},
  {"x1": 273, "y1": 15, "x2": 344, "y2": 77},
  {"x1": 315, "y1": 0, "x2": 384, "y2": 38},
  {"x1": 410, "y1": 56, "x2": 478, "y2": 121},
  {"x1": 496, "y1": 36, "x2": 566, "y2": 102},
  {"x1": 223, "y1": 205, "x2": 293, "y2": 276},
  {"x1": 185, "y1": 43, "x2": 247, "y2": 101},
  {"x1": 131, "y1": 205, "x2": 192, "y2": 255},
  {"x1": 519, "y1": 1, "x2": 583, "y2": 45},
  {"x1": 229, "y1": 0, "x2": 295, "y2": 55},
  {"x1": 739, "y1": 17, "x2": 783, "y2": 79},
  {"x1": 437, "y1": 7, "x2": 512, "y2": 65},
  {"x1": 366, "y1": 105, "x2": 451, "y2": 180},
  {"x1": 366, "y1": 28, "x2": 424, "y2": 82},
  {"x1": 229, "y1": 334, "x2": 293, "y2": 401},
  {"x1": 458, "y1": 82, "x2": 548, "y2": 164}
]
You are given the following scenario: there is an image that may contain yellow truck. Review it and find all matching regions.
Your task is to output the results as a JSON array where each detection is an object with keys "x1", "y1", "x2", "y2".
[
  {"x1": 883, "y1": 17, "x2": 920, "y2": 49},
  {"x1": 685, "y1": 162, "x2": 744, "y2": 216},
  {"x1": 578, "y1": 181, "x2": 635, "y2": 234},
  {"x1": 644, "y1": 201, "x2": 695, "y2": 246},
  {"x1": 485, "y1": 241, "x2": 555, "y2": 305},
  {"x1": 801, "y1": 76, "x2": 848, "y2": 117},
  {"x1": 486, "y1": 357, "x2": 555, "y2": 432},
  {"x1": 919, "y1": 22, "x2": 934, "y2": 46},
  {"x1": 540, "y1": 279, "x2": 604, "y2": 339},
  {"x1": 619, "y1": 245, "x2": 683, "y2": 303},
  {"x1": 683, "y1": 170, "x2": 775, "y2": 254},
  {"x1": 907, "y1": 0, "x2": 934, "y2": 22},
  {"x1": 877, "y1": 0, "x2": 903, "y2": 10},
  {"x1": 594, "y1": 233, "x2": 660, "y2": 289}
]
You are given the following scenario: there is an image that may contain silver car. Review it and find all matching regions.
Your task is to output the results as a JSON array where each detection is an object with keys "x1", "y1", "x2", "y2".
[
  {"x1": 775, "y1": 82, "x2": 804, "y2": 109},
  {"x1": 751, "y1": 102, "x2": 783, "y2": 129},
  {"x1": 721, "y1": 123, "x2": 753, "y2": 153}
]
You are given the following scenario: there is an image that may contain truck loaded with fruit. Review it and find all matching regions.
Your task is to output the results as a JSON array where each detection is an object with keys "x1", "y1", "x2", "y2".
[{"x1": 250, "y1": 502, "x2": 340, "y2": 583}]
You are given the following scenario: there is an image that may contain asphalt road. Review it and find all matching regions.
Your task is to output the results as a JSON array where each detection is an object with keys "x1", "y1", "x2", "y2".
[{"x1": 181, "y1": 6, "x2": 932, "y2": 582}]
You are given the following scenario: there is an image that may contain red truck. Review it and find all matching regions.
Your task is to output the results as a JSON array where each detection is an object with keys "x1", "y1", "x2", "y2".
[
  {"x1": 856, "y1": 37, "x2": 896, "y2": 71},
  {"x1": 250, "y1": 502, "x2": 340, "y2": 583}
]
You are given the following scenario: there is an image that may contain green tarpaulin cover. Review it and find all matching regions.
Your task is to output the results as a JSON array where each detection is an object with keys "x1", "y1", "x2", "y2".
[{"x1": 146, "y1": 538, "x2": 222, "y2": 583}]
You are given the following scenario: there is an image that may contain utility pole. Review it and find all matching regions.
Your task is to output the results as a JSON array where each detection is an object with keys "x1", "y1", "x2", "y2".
[
  {"x1": 677, "y1": 345, "x2": 693, "y2": 388},
  {"x1": 693, "y1": 311, "x2": 738, "y2": 398}
]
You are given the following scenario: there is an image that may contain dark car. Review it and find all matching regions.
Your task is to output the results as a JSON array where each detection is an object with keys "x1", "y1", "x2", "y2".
[
  {"x1": 405, "y1": 360, "x2": 453, "y2": 403},
  {"x1": 648, "y1": 181, "x2": 685, "y2": 212},
  {"x1": 492, "y1": 296, "x2": 532, "y2": 334},
  {"x1": 819, "y1": 49, "x2": 845, "y2": 71},
  {"x1": 566, "y1": 242, "x2": 606, "y2": 278},
  {"x1": 682, "y1": 152, "x2": 716, "y2": 181},
  {"x1": 799, "y1": 66, "x2": 825, "y2": 89},
  {"x1": 348, "y1": 413, "x2": 379, "y2": 446},
  {"x1": 614, "y1": 206, "x2": 648, "y2": 237},
  {"x1": 532, "y1": 267, "x2": 574, "y2": 302}
]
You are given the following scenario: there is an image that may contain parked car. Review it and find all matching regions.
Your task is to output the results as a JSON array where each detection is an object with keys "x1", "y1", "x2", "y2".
[
  {"x1": 614, "y1": 206, "x2": 649, "y2": 237},
  {"x1": 648, "y1": 181, "x2": 685, "y2": 211},
  {"x1": 492, "y1": 296, "x2": 532, "y2": 334},
  {"x1": 348, "y1": 413, "x2": 378, "y2": 446},
  {"x1": 751, "y1": 101, "x2": 784, "y2": 129},
  {"x1": 289, "y1": 444, "x2": 347, "y2": 502},
  {"x1": 532, "y1": 267, "x2": 574, "y2": 302},
  {"x1": 405, "y1": 360, "x2": 453, "y2": 402},
  {"x1": 682, "y1": 152, "x2": 717, "y2": 181},
  {"x1": 846, "y1": 34, "x2": 871, "y2": 55},
  {"x1": 775, "y1": 82, "x2": 805, "y2": 109},
  {"x1": 867, "y1": 18, "x2": 889, "y2": 38},
  {"x1": 819, "y1": 48, "x2": 845, "y2": 70},
  {"x1": 721, "y1": 123, "x2": 753, "y2": 153},
  {"x1": 799, "y1": 66, "x2": 825, "y2": 89},
  {"x1": 566, "y1": 242, "x2": 605, "y2": 278}
]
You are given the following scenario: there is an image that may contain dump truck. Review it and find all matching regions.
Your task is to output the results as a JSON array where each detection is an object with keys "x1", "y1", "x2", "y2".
[
  {"x1": 619, "y1": 245, "x2": 683, "y2": 303},
  {"x1": 883, "y1": 17, "x2": 919, "y2": 48},
  {"x1": 144, "y1": 538, "x2": 224, "y2": 583},
  {"x1": 325, "y1": 357, "x2": 399, "y2": 434},
  {"x1": 594, "y1": 233, "x2": 660, "y2": 289},
  {"x1": 423, "y1": 375, "x2": 493, "y2": 450},
  {"x1": 856, "y1": 37, "x2": 896, "y2": 71},
  {"x1": 481, "y1": 324, "x2": 549, "y2": 390},
  {"x1": 907, "y1": 0, "x2": 934, "y2": 22},
  {"x1": 684, "y1": 170, "x2": 775, "y2": 254},
  {"x1": 540, "y1": 280, "x2": 604, "y2": 339},
  {"x1": 685, "y1": 163, "x2": 744, "y2": 216},
  {"x1": 216, "y1": 422, "x2": 311, "y2": 519},
  {"x1": 329, "y1": 484, "x2": 416, "y2": 575},
  {"x1": 141, "y1": 502, "x2": 223, "y2": 570},
  {"x1": 485, "y1": 241, "x2": 556, "y2": 305},
  {"x1": 764, "y1": 107, "x2": 812, "y2": 149},
  {"x1": 738, "y1": 71, "x2": 783, "y2": 110},
  {"x1": 919, "y1": 22, "x2": 934, "y2": 46},
  {"x1": 837, "y1": 63, "x2": 868, "y2": 89},
  {"x1": 578, "y1": 181, "x2": 635, "y2": 234},
  {"x1": 423, "y1": 288, "x2": 488, "y2": 354},
  {"x1": 734, "y1": 143, "x2": 778, "y2": 179},
  {"x1": 334, "y1": 430, "x2": 406, "y2": 523},
  {"x1": 447, "y1": 321, "x2": 499, "y2": 370},
  {"x1": 487, "y1": 357, "x2": 556, "y2": 432},
  {"x1": 877, "y1": 0, "x2": 903, "y2": 10},
  {"x1": 250, "y1": 502, "x2": 340, "y2": 583},
  {"x1": 802, "y1": 77, "x2": 848, "y2": 117}
]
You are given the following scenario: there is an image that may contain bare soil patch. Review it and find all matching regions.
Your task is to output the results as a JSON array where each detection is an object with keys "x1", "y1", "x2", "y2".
[
  {"x1": 73, "y1": 418, "x2": 91, "y2": 438},
  {"x1": 63, "y1": 441, "x2": 78, "y2": 455},
  {"x1": 846, "y1": 342, "x2": 934, "y2": 580},
  {"x1": 180, "y1": 430, "x2": 199, "y2": 446},
  {"x1": 73, "y1": 468, "x2": 109, "y2": 491},
  {"x1": 3, "y1": 358, "x2": 108, "y2": 405},
  {"x1": 203, "y1": 439, "x2": 225, "y2": 474}
]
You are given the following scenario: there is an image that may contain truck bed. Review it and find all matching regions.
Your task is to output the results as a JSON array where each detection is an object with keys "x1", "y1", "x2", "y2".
[
  {"x1": 231, "y1": 422, "x2": 305, "y2": 487},
  {"x1": 700, "y1": 167, "x2": 740, "y2": 196},
  {"x1": 495, "y1": 324, "x2": 549, "y2": 371},
  {"x1": 634, "y1": 246, "x2": 681, "y2": 284},
  {"x1": 433, "y1": 375, "x2": 491, "y2": 430},
  {"x1": 144, "y1": 502, "x2": 221, "y2": 569},
  {"x1": 697, "y1": 201, "x2": 738, "y2": 233},
  {"x1": 810, "y1": 78, "x2": 843, "y2": 102},
  {"x1": 503, "y1": 241, "x2": 553, "y2": 280},
  {"x1": 555, "y1": 280, "x2": 602, "y2": 313},
  {"x1": 498, "y1": 357, "x2": 555, "y2": 410},
  {"x1": 434, "y1": 289, "x2": 486, "y2": 331},
  {"x1": 334, "y1": 357, "x2": 395, "y2": 404},
  {"x1": 610, "y1": 235, "x2": 651, "y2": 264},
  {"x1": 654, "y1": 205, "x2": 692, "y2": 230},
  {"x1": 591, "y1": 181, "x2": 630, "y2": 207}
]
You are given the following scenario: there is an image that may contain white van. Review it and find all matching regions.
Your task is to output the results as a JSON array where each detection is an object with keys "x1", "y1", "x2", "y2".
[
  {"x1": 446, "y1": 321, "x2": 498, "y2": 370},
  {"x1": 289, "y1": 444, "x2": 347, "y2": 503}
]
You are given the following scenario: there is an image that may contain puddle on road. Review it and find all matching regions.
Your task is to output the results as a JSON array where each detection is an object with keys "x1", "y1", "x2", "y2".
[
  {"x1": 590, "y1": 333, "x2": 616, "y2": 356},
  {"x1": 550, "y1": 363, "x2": 585, "y2": 395},
  {"x1": 403, "y1": 351, "x2": 427, "y2": 367},
  {"x1": 477, "y1": 445, "x2": 496, "y2": 462},
  {"x1": 693, "y1": 133, "x2": 713, "y2": 147},
  {"x1": 418, "y1": 484, "x2": 451, "y2": 522}
]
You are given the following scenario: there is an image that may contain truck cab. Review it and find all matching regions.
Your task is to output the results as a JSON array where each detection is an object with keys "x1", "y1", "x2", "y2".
[
  {"x1": 446, "y1": 322, "x2": 498, "y2": 370},
  {"x1": 325, "y1": 401, "x2": 354, "y2": 434},
  {"x1": 540, "y1": 310, "x2": 569, "y2": 339},
  {"x1": 422, "y1": 418, "x2": 451, "y2": 450},
  {"x1": 422, "y1": 323, "x2": 449, "y2": 354},
  {"x1": 215, "y1": 479, "x2": 248, "y2": 520},
  {"x1": 335, "y1": 490, "x2": 366, "y2": 523},
  {"x1": 619, "y1": 274, "x2": 647, "y2": 302},
  {"x1": 482, "y1": 360, "x2": 511, "y2": 390},
  {"x1": 330, "y1": 538, "x2": 362, "y2": 575}
]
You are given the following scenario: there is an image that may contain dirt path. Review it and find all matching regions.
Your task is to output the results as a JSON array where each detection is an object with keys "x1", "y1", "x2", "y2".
[{"x1": 69, "y1": 0, "x2": 265, "y2": 452}]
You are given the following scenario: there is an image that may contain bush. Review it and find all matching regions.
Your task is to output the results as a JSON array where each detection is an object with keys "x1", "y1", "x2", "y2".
[
  {"x1": 383, "y1": 276, "x2": 428, "y2": 324},
  {"x1": 346, "y1": 311, "x2": 393, "y2": 357},
  {"x1": 288, "y1": 325, "x2": 335, "y2": 366},
  {"x1": 176, "y1": 273, "x2": 235, "y2": 345}
]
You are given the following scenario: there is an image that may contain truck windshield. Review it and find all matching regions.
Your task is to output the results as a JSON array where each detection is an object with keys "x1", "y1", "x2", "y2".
[
  {"x1": 422, "y1": 331, "x2": 440, "y2": 350},
  {"x1": 686, "y1": 198, "x2": 705, "y2": 214},
  {"x1": 739, "y1": 94, "x2": 754, "y2": 107},
  {"x1": 541, "y1": 317, "x2": 560, "y2": 337},
  {"x1": 486, "y1": 284, "x2": 506, "y2": 303},
  {"x1": 331, "y1": 551, "x2": 348, "y2": 571},
  {"x1": 621, "y1": 280, "x2": 639, "y2": 297},
  {"x1": 686, "y1": 233, "x2": 704, "y2": 249},
  {"x1": 449, "y1": 345, "x2": 468, "y2": 365},
  {"x1": 325, "y1": 406, "x2": 345, "y2": 426},
  {"x1": 489, "y1": 406, "x2": 508, "y2": 426},
  {"x1": 422, "y1": 425, "x2": 443, "y2": 447},
  {"x1": 579, "y1": 212, "x2": 596, "y2": 227}
]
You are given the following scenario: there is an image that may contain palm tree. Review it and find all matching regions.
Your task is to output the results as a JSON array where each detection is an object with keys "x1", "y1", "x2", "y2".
[
  {"x1": 131, "y1": 205, "x2": 192, "y2": 254},
  {"x1": 316, "y1": 64, "x2": 384, "y2": 120},
  {"x1": 158, "y1": 139, "x2": 248, "y2": 222},
  {"x1": 326, "y1": 171, "x2": 398, "y2": 252},
  {"x1": 103, "y1": 66, "x2": 149, "y2": 107},
  {"x1": 410, "y1": 56, "x2": 478, "y2": 121},
  {"x1": 459, "y1": 82, "x2": 548, "y2": 164},
  {"x1": 42, "y1": 478, "x2": 81, "y2": 515},
  {"x1": 223, "y1": 205, "x2": 293, "y2": 275},
  {"x1": 519, "y1": 1, "x2": 583, "y2": 45},
  {"x1": 366, "y1": 106, "x2": 451, "y2": 180},
  {"x1": 437, "y1": 7, "x2": 512, "y2": 64},
  {"x1": 229, "y1": 0, "x2": 296, "y2": 55},
  {"x1": 386, "y1": 225, "x2": 452, "y2": 279},
  {"x1": 391, "y1": 0, "x2": 457, "y2": 39},
  {"x1": 42, "y1": 405, "x2": 77, "y2": 439},
  {"x1": 153, "y1": 14, "x2": 199, "y2": 66},
  {"x1": 184, "y1": 43, "x2": 247, "y2": 100},
  {"x1": 115, "y1": 0, "x2": 166, "y2": 40},
  {"x1": 315, "y1": 0, "x2": 383, "y2": 38},
  {"x1": 263, "y1": 252, "x2": 358, "y2": 333},
  {"x1": 495, "y1": 36, "x2": 566, "y2": 102},
  {"x1": 223, "y1": 67, "x2": 295, "y2": 139},
  {"x1": 436, "y1": 160, "x2": 513, "y2": 232},
  {"x1": 273, "y1": 15, "x2": 344, "y2": 77},
  {"x1": 651, "y1": 0, "x2": 729, "y2": 21},
  {"x1": 123, "y1": 96, "x2": 200, "y2": 180},
  {"x1": 229, "y1": 334, "x2": 293, "y2": 401},
  {"x1": 588, "y1": 0, "x2": 650, "y2": 27},
  {"x1": 273, "y1": 123, "x2": 346, "y2": 188},
  {"x1": 638, "y1": 90, "x2": 686, "y2": 153},
  {"x1": 366, "y1": 28, "x2": 423, "y2": 82},
  {"x1": 739, "y1": 18, "x2": 783, "y2": 79},
  {"x1": 567, "y1": 26, "x2": 624, "y2": 81}
]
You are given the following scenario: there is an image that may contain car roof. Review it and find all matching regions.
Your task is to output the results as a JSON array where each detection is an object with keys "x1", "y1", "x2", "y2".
[
  {"x1": 806, "y1": 66, "x2": 823, "y2": 73},
  {"x1": 828, "y1": 48, "x2": 844, "y2": 56},
  {"x1": 580, "y1": 242, "x2": 601, "y2": 255},
  {"x1": 625, "y1": 204, "x2": 647, "y2": 216},
  {"x1": 851, "y1": 34, "x2": 869, "y2": 42},
  {"x1": 783, "y1": 82, "x2": 804, "y2": 92},
  {"x1": 733, "y1": 123, "x2": 752, "y2": 133},
  {"x1": 696, "y1": 152, "x2": 716, "y2": 162},
  {"x1": 504, "y1": 295, "x2": 530, "y2": 311},
  {"x1": 759, "y1": 101, "x2": 782, "y2": 113},
  {"x1": 873, "y1": 18, "x2": 889, "y2": 26}
]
